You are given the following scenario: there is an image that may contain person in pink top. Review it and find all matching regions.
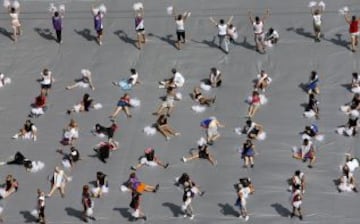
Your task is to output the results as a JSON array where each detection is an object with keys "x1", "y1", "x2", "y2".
[
  {"x1": 344, "y1": 12, "x2": 360, "y2": 52},
  {"x1": 247, "y1": 91, "x2": 261, "y2": 118}
]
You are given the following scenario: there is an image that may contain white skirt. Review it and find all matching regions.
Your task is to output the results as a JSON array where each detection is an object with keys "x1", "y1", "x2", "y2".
[
  {"x1": 91, "y1": 185, "x2": 109, "y2": 195},
  {"x1": 143, "y1": 126, "x2": 156, "y2": 136},
  {"x1": 304, "y1": 110, "x2": 316, "y2": 118},
  {"x1": 338, "y1": 183, "x2": 354, "y2": 192},
  {"x1": 292, "y1": 200, "x2": 302, "y2": 208},
  {"x1": 31, "y1": 107, "x2": 45, "y2": 115}
]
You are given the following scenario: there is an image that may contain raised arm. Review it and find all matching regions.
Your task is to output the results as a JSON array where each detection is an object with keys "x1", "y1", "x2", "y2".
[
  {"x1": 248, "y1": 11, "x2": 254, "y2": 23},
  {"x1": 183, "y1": 11, "x2": 190, "y2": 21},
  {"x1": 209, "y1": 17, "x2": 218, "y2": 26},
  {"x1": 261, "y1": 8, "x2": 270, "y2": 22},
  {"x1": 227, "y1": 16, "x2": 234, "y2": 25},
  {"x1": 344, "y1": 13, "x2": 351, "y2": 24}
]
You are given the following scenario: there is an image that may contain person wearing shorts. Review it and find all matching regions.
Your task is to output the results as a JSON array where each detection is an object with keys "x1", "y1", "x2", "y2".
[
  {"x1": 92, "y1": 6, "x2": 104, "y2": 45},
  {"x1": 209, "y1": 16, "x2": 234, "y2": 53},
  {"x1": 182, "y1": 142, "x2": 217, "y2": 165},
  {"x1": 110, "y1": 93, "x2": 132, "y2": 118},
  {"x1": 135, "y1": 7, "x2": 146, "y2": 49},
  {"x1": 345, "y1": 13, "x2": 360, "y2": 52},
  {"x1": 248, "y1": 9, "x2": 269, "y2": 53},
  {"x1": 173, "y1": 9, "x2": 190, "y2": 50},
  {"x1": 131, "y1": 148, "x2": 169, "y2": 170},
  {"x1": 290, "y1": 185, "x2": 303, "y2": 220},
  {"x1": 311, "y1": 7, "x2": 323, "y2": 42},
  {"x1": 201, "y1": 117, "x2": 224, "y2": 145}
]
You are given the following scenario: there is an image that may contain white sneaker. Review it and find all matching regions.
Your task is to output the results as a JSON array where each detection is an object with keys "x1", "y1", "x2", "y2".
[{"x1": 182, "y1": 157, "x2": 187, "y2": 163}]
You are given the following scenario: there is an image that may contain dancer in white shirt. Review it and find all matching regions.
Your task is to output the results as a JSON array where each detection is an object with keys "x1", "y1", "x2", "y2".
[
  {"x1": 209, "y1": 16, "x2": 234, "y2": 53},
  {"x1": 248, "y1": 9, "x2": 270, "y2": 53},
  {"x1": 310, "y1": 4, "x2": 324, "y2": 42}
]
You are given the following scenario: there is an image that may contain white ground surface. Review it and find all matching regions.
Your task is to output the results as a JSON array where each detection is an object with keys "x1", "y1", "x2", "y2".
[{"x1": 0, "y1": 0, "x2": 360, "y2": 223}]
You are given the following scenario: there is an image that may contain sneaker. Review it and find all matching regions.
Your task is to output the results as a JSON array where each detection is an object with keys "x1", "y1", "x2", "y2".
[
  {"x1": 290, "y1": 213, "x2": 295, "y2": 218},
  {"x1": 183, "y1": 214, "x2": 187, "y2": 218},
  {"x1": 308, "y1": 165, "x2": 313, "y2": 169},
  {"x1": 143, "y1": 216, "x2": 147, "y2": 221},
  {"x1": 299, "y1": 215, "x2": 303, "y2": 220},
  {"x1": 66, "y1": 110, "x2": 71, "y2": 115},
  {"x1": 199, "y1": 191, "x2": 205, "y2": 196},
  {"x1": 130, "y1": 166, "x2": 137, "y2": 171},
  {"x1": 182, "y1": 157, "x2": 187, "y2": 163},
  {"x1": 164, "y1": 163, "x2": 169, "y2": 168},
  {"x1": 250, "y1": 164, "x2": 254, "y2": 168},
  {"x1": 153, "y1": 184, "x2": 159, "y2": 192},
  {"x1": 175, "y1": 132, "x2": 181, "y2": 136}
]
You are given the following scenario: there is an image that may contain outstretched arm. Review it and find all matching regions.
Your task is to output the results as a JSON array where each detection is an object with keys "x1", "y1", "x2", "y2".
[
  {"x1": 209, "y1": 17, "x2": 218, "y2": 26},
  {"x1": 227, "y1": 16, "x2": 234, "y2": 25},
  {"x1": 344, "y1": 13, "x2": 351, "y2": 24},
  {"x1": 261, "y1": 8, "x2": 270, "y2": 21},
  {"x1": 248, "y1": 11, "x2": 254, "y2": 23}
]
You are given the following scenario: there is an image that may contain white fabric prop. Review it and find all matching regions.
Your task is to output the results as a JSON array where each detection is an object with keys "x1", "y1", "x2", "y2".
[
  {"x1": 304, "y1": 110, "x2": 316, "y2": 118},
  {"x1": 315, "y1": 134, "x2": 324, "y2": 142},
  {"x1": 200, "y1": 82, "x2": 211, "y2": 91},
  {"x1": 48, "y1": 3, "x2": 57, "y2": 13},
  {"x1": 192, "y1": 105, "x2": 206, "y2": 113},
  {"x1": 86, "y1": 207, "x2": 94, "y2": 216},
  {"x1": 259, "y1": 94, "x2": 268, "y2": 105},
  {"x1": 120, "y1": 185, "x2": 130, "y2": 192},
  {"x1": 31, "y1": 107, "x2": 45, "y2": 116},
  {"x1": 143, "y1": 126, "x2": 156, "y2": 136},
  {"x1": 91, "y1": 185, "x2": 109, "y2": 195},
  {"x1": 308, "y1": 1, "x2": 317, "y2": 8},
  {"x1": 132, "y1": 209, "x2": 140, "y2": 218},
  {"x1": 234, "y1": 127, "x2": 243, "y2": 135},
  {"x1": 197, "y1": 137, "x2": 207, "y2": 146},
  {"x1": 3, "y1": 0, "x2": 10, "y2": 8},
  {"x1": 30, "y1": 161, "x2": 45, "y2": 173},
  {"x1": 340, "y1": 105, "x2": 350, "y2": 113},
  {"x1": 12, "y1": 0, "x2": 19, "y2": 9},
  {"x1": 73, "y1": 104, "x2": 82, "y2": 113},
  {"x1": 318, "y1": 1, "x2": 325, "y2": 9},
  {"x1": 140, "y1": 157, "x2": 157, "y2": 166},
  {"x1": 350, "y1": 110, "x2": 359, "y2": 118},
  {"x1": 351, "y1": 86, "x2": 360, "y2": 93},
  {"x1": 0, "y1": 206, "x2": 3, "y2": 214},
  {"x1": 129, "y1": 98, "x2": 141, "y2": 107},
  {"x1": 339, "y1": 6, "x2": 349, "y2": 15},
  {"x1": 98, "y1": 4, "x2": 107, "y2": 14},
  {"x1": 257, "y1": 132, "x2": 267, "y2": 141},
  {"x1": 93, "y1": 103, "x2": 102, "y2": 110},
  {"x1": 92, "y1": 7, "x2": 99, "y2": 15},
  {"x1": 81, "y1": 69, "x2": 91, "y2": 78},
  {"x1": 133, "y1": 2, "x2": 143, "y2": 11},
  {"x1": 59, "y1": 4, "x2": 65, "y2": 13},
  {"x1": 62, "y1": 159, "x2": 71, "y2": 169},
  {"x1": 31, "y1": 209, "x2": 38, "y2": 217},
  {"x1": 336, "y1": 127, "x2": 354, "y2": 136},
  {"x1": 175, "y1": 92, "x2": 183, "y2": 100},
  {"x1": 77, "y1": 82, "x2": 89, "y2": 89},
  {"x1": 0, "y1": 189, "x2": 5, "y2": 198},
  {"x1": 167, "y1": 6, "x2": 173, "y2": 15},
  {"x1": 67, "y1": 176, "x2": 73, "y2": 182}
]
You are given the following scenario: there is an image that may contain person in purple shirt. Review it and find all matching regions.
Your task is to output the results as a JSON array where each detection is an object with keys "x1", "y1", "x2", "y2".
[
  {"x1": 92, "y1": 6, "x2": 104, "y2": 45},
  {"x1": 52, "y1": 11, "x2": 63, "y2": 43}
]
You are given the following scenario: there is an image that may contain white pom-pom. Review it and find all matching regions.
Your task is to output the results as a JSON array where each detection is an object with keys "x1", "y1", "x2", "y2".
[
  {"x1": 257, "y1": 132, "x2": 267, "y2": 140},
  {"x1": 12, "y1": 0, "x2": 19, "y2": 9},
  {"x1": 59, "y1": 4, "x2": 65, "y2": 13},
  {"x1": 132, "y1": 209, "x2": 140, "y2": 218},
  {"x1": 304, "y1": 110, "x2": 316, "y2": 118},
  {"x1": 340, "y1": 105, "x2": 350, "y2": 113},
  {"x1": 345, "y1": 128, "x2": 354, "y2": 136},
  {"x1": 129, "y1": 98, "x2": 141, "y2": 107},
  {"x1": 197, "y1": 137, "x2": 207, "y2": 146},
  {"x1": 81, "y1": 69, "x2": 91, "y2": 77},
  {"x1": 351, "y1": 86, "x2": 360, "y2": 93},
  {"x1": 246, "y1": 96, "x2": 253, "y2": 104},
  {"x1": 31, "y1": 161, "x2": 45, "y2": 173},
  {"x1": 336, "y1": 127, "x2": 345, "y2": 135},
  {"x1": 3, "y1": 0, "x2": 10, "y2": 8},
  {"x1": 120, "y1": 185, "x2": 130, "y2": 192},
  {"x1": 93, "y1": 103, "x2": 102, "y2": 110},
  {"x1": 86, "y1": 208, "x2": 94, "y2": 216},
  {"x1": 175, "y1": 92, "x2": 182, "y2": 100},
  {"x1": 143, "y1": 126, "x2": 156, "y2": 136},
  {"x1": 4, "y1": 77, "x2": 11, "y2": 85},
  {"x1": 315, "y1": 134, "x2": 324, "y2": 142},
  {"x1": 234, "y1": 127, "x2": 242, "y2": 135},
  {"x1": 49, "y1": 3, "x2": 57, "y2": 13},
  {"x1": 192, "y1": 105, "x2": 206, "y2": 113},
  {"x1": 133, "y1": 2, "x2": 143, "y2": 11},
  {"x1": 167, "y1": 6, "x2": 173, "y2": 15},
  {"x1": 308, "y1": 1, "x2": 317, "y2": 8},
  {"x1": 350, "y1": 110, "x2": 359, "y2": 118},
  {"x1": 73, "y1": 104, "x2": 82, "y2": 113},
  {"x1": 318, "y1": 1, "x2": 325, "y2": 9},
  {"x1": 92, "y1": 7, "x2": 99, "y2": 15},
  {"x1": 99, "y1": 4, "x2": 107, "y2": 14},
  {"x1": 102, "y1": 185, "x2": 109, "y2": 193},
  {"x1": 67, "y1": 176, "x2": 72, "y2": 182},
  {"x1": 200, "y1": 82, "x2": 211, "y2": 91},
  {"x1": 259, "y1": 94, "x2": 268, "y2": 105},
  {"x1": 339, "y1": 6, "x2": 349, "y2": 15},
  {"x1": 0, "y1": 73, "x2": 4, "y2": 79},
  {"x1": 31, "y1": 209, "x2": 38, "y2": 217}
]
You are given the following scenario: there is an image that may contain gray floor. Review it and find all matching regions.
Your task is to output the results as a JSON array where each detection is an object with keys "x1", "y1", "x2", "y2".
[{"x1": 0, "y1": 0, "x2": 359, "y2": 223}]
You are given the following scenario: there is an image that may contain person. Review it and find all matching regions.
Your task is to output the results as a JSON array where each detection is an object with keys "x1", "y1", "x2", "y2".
[
  {"x1": 200, "y1": 117, "x2": 224, "y2": 145},
  {"x1": 338, "y1": 165, "x2": 358, "y2": 193},
  {"x1": 254, "y1": 70, "x2": 272, "y2": 92},
  {"x1": 248, "y1": 9, "x2": 270, "y2": 53},
  {"x1": 242, "y1": 119, "x2": 265, "y2": 140},
  {"x1": 92, "y1": 120, "x2": 118, "y2": 141},
  {"x1": 52, "y1": 10, "x2": 63, "y2": 43},
  {"x1": 113, "y1": 68, "x2": 141, "y2": 90},
  {"x1": 0, "y1": 73, "x2": 11, "y2": 88},
  {"x1": 47, "y1": 167, "x2": 70, "y2": 198},
  {"x1": 29, "y1": 91, "x2": 47, "y2": 118},
  {"x1": 82, "y1": 185, "x2": 96, "y2": 222},
  {"x1": 124, "y1": 172, "x2": 159, "y2": 194},
  {"x1": 39, "y1": 68, "x2": 54, "y2": 96},
  {"x1": 153, "y1": 86, "x2": 178, "y2": 117},
  {"x1": 240, "y1": 139, "x2": 256, "y2": 168},
  {"x1": 264, "y1": 28, "x2": 279, "y2": 47},
  {"x1": 182, "y1": 182, "x2": 195, "y2": 219},
  {"x1": 235, "y1": 178, "x2": 255, "y2": 221},
  {"x1": 311, "y1": 5, "x2": 323, "y2": 42},
  {"x1": 67, "y1": 93, "x2": 96, "y2": 114},
  {"x1": 131, "y1": 148, "x2": 169, "y2": 171},
  {"x1": 306, "y1": 71, "x2": 320, "y2": 95},
  {"x1": 173, "y1": 9, "x2": 190, "y2": 50},
  {"x1": 12, "y1": 119, "x2": 37, "y2": 141},
  {"x1": 344, "y1": 13, "x2": 360, "y2": 52},
  {"x1": 92, "y1": 5, "x2": 104, "y2": 45},
  {"x1": 337, "y1": 111, "x2": 359, "y2": 136},
  {"x1": 110, "y1": 93, "x2": 132, "y2": 118},
  {"x1": 155, "y1": 114, "x2": 180, "y2": 140},
  {"x1": 129, "y1": 191, "x2": 147, "y2": 221},
  {"x1": 91, "y1": 171, "x2": 109, "y2": 198},
  {"x1": 288, "y1": 170, "x2": 305, "y2": 193},
  {"x1": 175, "y1": 173, "x2": 205, "y2": 196},
  {"x1": 159, "y1": 68, "x2": 185, "y2": 89},
  {"x1": 61, "y1": 119, "x2": 79, "y2": 146},
  {"x1": 290, "y1": 184, "x2": 303, "y2": 220},
  {"x1": 0, "y1": 151, "x2": 44, "y2": 173},
  {"x1": 8, "y1": 4, "x2": 21, "y2": 42},
  {"x1": 303, "y1": 93, "x2": 320, "y2": 119},
  {"x1": 227, "y1": 24, "x2": 238, "y2": 42},
  {"x1": 292, "y1": 138, "x2": 316, "y2": 168},
  {"x1": 57, "y1": 147, "x2": 80, "y2": 170},
  {"x1": 209, "y1": 16, "x2": 234, "y2": 53},
  {"x1": 209, "y1": 67, "x2": 222, "y2": 87},
  {"x1": 340, "y1": 93, "x2": 360, "y2": 114},
  {"x1": 66, "y1": 69, "x2": 95, "y2": 90},
  {"x1": 36, "y1": 189, "x2": 46, "y2": 224},
  {"x1": 93, "y1": 140, "x2": 119, "y2": 163},
  {"x1": 134, "y1": 7, "x2": 146, "y2": 49},
  {"x1": 342, "y1": 153, "x2": 360, "y2": 173},
  {"x1": 192, "y1": 87, "x2": 216, "y2": 106},
  {"x1": 0, "y1": 175, "x2": 18, "y2": 199},
  {"x1": 182, "y1": 141, "x2": 217, "y2": 165},
  {"x1": 247, "y1": 91, "x2": 261, "y2": 118},
  {"x1": 351, "y1": 72, "x2": 360, "y2": 93},
  {"x1": 301, "y1": 124, "x2": 324, "y2": 141}
]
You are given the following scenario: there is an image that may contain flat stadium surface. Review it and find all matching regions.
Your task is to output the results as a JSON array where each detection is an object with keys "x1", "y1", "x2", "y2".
[{"x1": 0, "y1": 0, "x2": 360, "y2": 223}]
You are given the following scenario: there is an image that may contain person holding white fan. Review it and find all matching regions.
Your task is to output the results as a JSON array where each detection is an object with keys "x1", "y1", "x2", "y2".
[
  {"x1": 134, "y1": 3, "x2": 146, "y2": 49},
  {"x1": 170, "y1": 6, "x2": 190, "y2": 50},
  {"x1": 91, "y1": 4, "x2": 106, "y2": 45},
  {"x1": 49, "y1": 3, "x2": 65, "y2": 43},
  {"x1": 4, "y1": 0, "x2": 21, "y2": 42},
  {"x1": 309, "y1": 1, "x2": 325, "y2": 42},
  {"x1": 344, "y1": 9, "x2": 360, "y2": 52}
]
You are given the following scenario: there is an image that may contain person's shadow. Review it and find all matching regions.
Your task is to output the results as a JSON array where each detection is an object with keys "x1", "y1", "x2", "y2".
[
  {"x1": 113, "y1": 30, "x2": 137, "y2": 48},
  {"x1": 113, "y1": 207, "x2": 134, "y2": 221},
  {"x1": 148, "y1": 33, "x2": 177, "y2": 49},
  {"x1": 286, "y1": 27, "x2": 314, "y2": 40},
  {"x1": 191, "y1": 36, "x2": 218, "y2": 49},
  {"x1": 34, "y1": 28, "x2": 54, "y2": 41},
  {"x1": 235, "y1": 36, "x2": 256, "y2": 51},
  {"x1": 0, "y1": 27, "x2": 13, "y2": 40},
  {"x1": 324, "y1": 33, "x2": 349, "y2": 50},
  {"x1": 162, "y1": 202, "x2": 183, "y2": 217},
  {"x1": 218, "y1": 203, "x2": 239, "y2": 217},
  {"x1": 19, "y1": 211, "x2": 38, "y2": 223},
  {"x1": 270, "y1": 203, "x2": 291, "y2": 217},
  {"x1": 64, "y1": 207, "x2": 83, "y2": 221},
  {"x1": 74, "y1": 28, "x2": 96, "y2": 42}
]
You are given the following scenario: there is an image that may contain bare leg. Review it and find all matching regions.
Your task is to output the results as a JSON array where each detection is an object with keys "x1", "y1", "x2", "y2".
[
  {"x1": 183, "y1": 154, "x2": 199, "y2": 162},
  {"x1": 123, "y1": 107, "x2": 132, "y2": 118},
  {"x1": 158, "y1": 126, "x2": 171, "y2": 139},
  {"x1": 110, "y1": 107, "x2": 123, "y2": 118}
]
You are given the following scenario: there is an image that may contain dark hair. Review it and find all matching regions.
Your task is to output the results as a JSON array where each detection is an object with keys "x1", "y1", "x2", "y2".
[
  {"x1": 352, "y1": 16, "x2": 356, "y2": 21},
  {"x1": 255, "y1": 16, "x2": 260, "y2": 22},
  {"x1": 303, "y1": 138, "x2": 309, "y2": 145},
  {"x1": 211, "y1": 67, "x2": 217, "y2": 74},
  {"x1": 177, "y1": 14, "x2": 182, "y2": 20},
  {"x1": 97, "y1": 171, "x2": 105, "y2": 178},
  {"x1": 130, "y1": 68, "x2": 136, "y2": 74},
  {"x1": 353, "y1": 72, "x2": 358, "y2": 79},
  {"x1": 228, "y1": 24, "x2": 233, "y2": 29},
  {"x1": 219, "y1": 19, "x2": 224, "y2": 24},
  {"x1": 294, "y1": 184, "x2": 301, "y2": 190},
  {"x1": 43, "y1": 69, "x2": 49, "y2": 76},
  {"x1": 10, "y1": 7, "x2": 15, "y2": 13},
  {"x1": 311, "y1": 71, "x2": 317, "y2": 79},
  {"x1": 83, "y1": 93, "x2": 90, "y2": 102},
  {"x1": 268, "y1": 28, "x2": 274, "y2": 34},
  {"x1": 295, "y1": 170, "x2": 301, "y2": 176},
  {"x1": 171, "y1": 68, "x2": 177, "y2": 74},
  {"x1": 246, "y1": 119, "x2": 252, "y2": 126},
  {"x1": 130, "y1": 172, "x2": 136, "y2": 178},
  {"x1": 54, "y1": 11, "x2": 59, "y2": 17}
]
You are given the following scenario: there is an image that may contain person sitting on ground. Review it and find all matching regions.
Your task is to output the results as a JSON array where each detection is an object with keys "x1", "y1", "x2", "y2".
[
  {"x1": 191, "y1": 87, "x2": 216, "y2": 106},
  {"x1": 247, "y1": 91, "x2": 261, "y2": 118},
  {"x1": 110, "y1": 93, "x2": 132, "y2": 119},
  {"x1": 292, "y1": 138, "x2": 316, "y2": 168},
  {"x1": 209, "y1": 67, "x2": 222, "y2": 88},
  {"x1": 338, "y1": 165, "x2": 358, "y2": 193},
  {"x1": 12, "y1": 119, "x2": 37, "y2": 141},
  {"x1": 306, "y1": 71, "x2": 320, "y2": 95},
  {"x1": 113, "y1": 68, "x2": 141, "y2": 90},
  {"x1": 0, "y1": 151, "x2": 45, "y2": 173},
  {"x1": 175, "y1": 173, "x2": 205, "y2": 196},
  {"x1": 153, "y1": 86, "x2": 179, "y2": 117},
  {"x1": 342, "y1": 153, "x2": 359, "y2": 173},
  {"x1": 67, "y1": 93, "x2": 96, "y2": 114},
  {"x1": 57, "y1": 147, "x2": 80, "y2": 169},
  {"x1": 182, "y1": 140, "x2": 217, "y2": 165},
  {"x1": 61, "y1": 119, "x2": 79, "y2": 146},
  {"x1": 242, "y1": 119, "x2": 265, "y2": 140},
  {"x1": 92, "y1": 120, "x2": 118, "y2": 141},
  {"x1": 93, "y1": 140, "x2": 119, "y2": 163},
  {"x1": 240, "y1": 139, "x2": 256, "y2": 168},
  {"x1": 91, "y1": 171, "x2": 109, "y2": 198},
  {"x1": 159, "y1": 68, "x2": 185, "y2": 88},
  {"x1": 155, "y1": 114, "x2": 180, "y2": 141},
  {"x1": 337, "y1": 111, "x2": 359, "y2": 136},
  {"x1": 66, "y1": 69, "x2": 95, "y2": 90},
  {"x1": 351, "y1": 72, "x2": 360, "y2": 93},
  {"x1": 264, "y1": 27, "x2": 279, "y2": 46},
  {"x1": 303, "y1": 93, "x2": 320, "y2": 119},
  {"x1": 254, "y1": 70, "x2": 272, "y2": 92},
  {"x1": 131, "y1": 148, "x2": 169, "y2": 171},
  {"x1": 301, "y1": 123, "x2": 324, "y2": 141},
  {"x1": 0, "y1": 175, "x2": 19, "y2": 199},
  {"x1": 29, "y1": 92, "x2": 47, "y2": 118},
  {"x1": 123, "y1": 172, "x2": 159, "y2": 194}
]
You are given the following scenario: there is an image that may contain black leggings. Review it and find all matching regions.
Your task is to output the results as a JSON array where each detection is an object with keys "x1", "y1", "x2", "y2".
[{"x1": 7, "y1": 152, "x2": 25, "y2": 165}]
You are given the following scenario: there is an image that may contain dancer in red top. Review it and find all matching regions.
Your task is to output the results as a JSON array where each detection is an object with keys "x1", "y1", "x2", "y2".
[{"x1": 344, "y1": 12, "x2": 360, "y2": 52}]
